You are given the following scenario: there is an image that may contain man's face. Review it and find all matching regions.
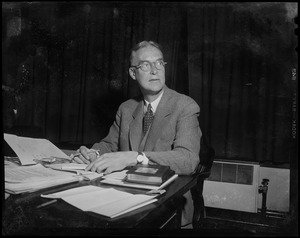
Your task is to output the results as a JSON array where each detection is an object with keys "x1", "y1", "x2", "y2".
[{"x1": 129, "y1": 46, "x2": 166, "y2": 95}]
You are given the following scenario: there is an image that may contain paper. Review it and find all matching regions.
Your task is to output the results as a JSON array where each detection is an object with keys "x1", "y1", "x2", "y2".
[
  {"x1": 46, "y1": 163, "x2": 88, "y2": 171},
  {"x1": 101, "y1": 172, "x2": 178, "y2": 190},
  {"x1": 4, "y1": 133, "x2": 70, "y2": 165},
  {"x1": 42, "y1": 185, "x2": 157, "y2": 218},
  {"x1": 45, "y1": 163, "x2": 103, "y2": 181},
  {"x1": 5, "y1": 164, "x2": 80, "y2": 194},
  {"x1": 5, "y1": 164, "x2": 77, "y2": 183},
  {"x1": 102, "y1": 170, "x2": 129, "y2": 180},
  {"x1": 41, "y1": 185, "x2": 104, "y2": 199}
]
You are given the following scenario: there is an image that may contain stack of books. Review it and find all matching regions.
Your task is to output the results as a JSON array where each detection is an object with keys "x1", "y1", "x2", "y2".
[
  {"x1": 125, "y1": 164, "x2": 175, "y2": 186},
  {"x1": 100, "y1": 164, "x2": 178, "y2": 190}
]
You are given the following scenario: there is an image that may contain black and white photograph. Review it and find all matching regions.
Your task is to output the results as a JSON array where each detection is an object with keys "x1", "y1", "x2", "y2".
[{"x1": 2, "y1": 2, "x2": 298, "y2": 236}]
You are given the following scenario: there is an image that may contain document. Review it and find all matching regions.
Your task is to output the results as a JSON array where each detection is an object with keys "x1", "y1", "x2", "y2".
[
  {"x1": 4, "y1": 133, "x2": 70, "y2": 165},
  {"x1": 4, "y1": 134, "x2": 104, "y2": 194},
  {"x1": 5, "y1": 164, "x2": 79, "y2": 194},
  {"x1": 41, "y1": 185, "x2": 157, "y2": 218},
  {"x1": 101, "y1": 171, "x2": 178, "y2": 190},
  {"x1": 46, "y1": 163, "x2": 88, "y2": 171},
  {"x1": 5, "y1": 164, "x2": 78, "y2": 183}
]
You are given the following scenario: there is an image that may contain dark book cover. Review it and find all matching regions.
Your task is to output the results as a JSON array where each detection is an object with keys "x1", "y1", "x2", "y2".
[{"x1": 125, "y1": 164, "x2": 175, "y2": 185}]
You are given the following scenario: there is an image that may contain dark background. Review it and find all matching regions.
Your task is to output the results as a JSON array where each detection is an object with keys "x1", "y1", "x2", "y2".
[{"x1": 2, "y1": 2, "x2": 297, "y2": 165}]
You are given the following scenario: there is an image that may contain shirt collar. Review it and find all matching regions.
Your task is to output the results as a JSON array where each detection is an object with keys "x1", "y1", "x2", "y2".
[{"x1": 144, "y1": 90, "x2": 164, "y2": 114}]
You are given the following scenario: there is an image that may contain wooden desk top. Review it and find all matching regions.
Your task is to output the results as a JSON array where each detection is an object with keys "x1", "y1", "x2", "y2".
[{"x1": 3, "y1": 174, "x2": 197, "y2": 235}]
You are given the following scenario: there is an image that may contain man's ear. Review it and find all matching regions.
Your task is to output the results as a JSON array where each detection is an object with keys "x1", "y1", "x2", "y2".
[{"x1": 129, "y1": 68, "x2": 136, "y2": 80}]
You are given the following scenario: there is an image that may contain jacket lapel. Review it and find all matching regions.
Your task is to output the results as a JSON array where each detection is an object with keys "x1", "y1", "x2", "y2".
[
  {"x1": 144, "y1": 86, "x2": 173, "y2": 151},
  {"x1": 129, "y1": 100, "x2": 144, "y2": 151}
]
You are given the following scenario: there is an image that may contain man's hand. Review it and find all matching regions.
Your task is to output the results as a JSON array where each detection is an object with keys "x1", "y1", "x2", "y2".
[
  {"x1": 70, "y1": 146, "x2": 98, "y2": 164},
  {"x1": 85, "y1": 151, "x2": 138, "y2": 175}
]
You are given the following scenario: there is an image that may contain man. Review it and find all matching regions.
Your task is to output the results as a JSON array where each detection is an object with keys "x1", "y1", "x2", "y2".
[{"x1": 72, "y1": 40, "x2": 202, "y2": 227}]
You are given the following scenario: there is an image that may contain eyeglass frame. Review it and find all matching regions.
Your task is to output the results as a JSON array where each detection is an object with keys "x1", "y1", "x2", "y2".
[{"x1": 130, "y1": 59, "x2": 167, "y2": 72}]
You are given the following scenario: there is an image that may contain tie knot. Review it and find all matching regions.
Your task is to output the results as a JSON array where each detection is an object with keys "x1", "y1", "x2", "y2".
[{"x1": 147, "y1": 103, "x2": 152, "y2": 112}]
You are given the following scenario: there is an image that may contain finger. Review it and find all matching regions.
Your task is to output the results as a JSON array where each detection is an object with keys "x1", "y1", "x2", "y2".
[
  {"x1": 78, "y1": 154, "x2": 90, "y2": 164},
  {"x1": 72, "y1": 156, "x2": 84, "y2": 164},
  {"x1": 86, "y1": 153, "x2": 105, "y2": 171},
  {"x1": 89, "y1": 159, "x2": 109, "y2": 173},
  {"x1": 85, "y1": 160, "x2": 94, "y2": 171},
  {"x1": 103, "y1": 168, "x2": 113, "y2": 175},
  {"x1": 79, "y1": 147, "x2": 90, "y2": 160}
]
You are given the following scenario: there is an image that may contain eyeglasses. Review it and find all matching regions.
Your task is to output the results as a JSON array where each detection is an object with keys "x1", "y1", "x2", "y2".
[{"x1": 131, "y1": 60, "x2": 167, "y2": 72}]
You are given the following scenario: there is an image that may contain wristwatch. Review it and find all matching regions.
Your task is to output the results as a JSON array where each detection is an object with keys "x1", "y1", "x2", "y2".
[
  {"x1": 136, "y1": 152, "x2": 149, "y2": 165},
  {"x1": 89, "y1": 149, "x2": 101, "y2": 159}
]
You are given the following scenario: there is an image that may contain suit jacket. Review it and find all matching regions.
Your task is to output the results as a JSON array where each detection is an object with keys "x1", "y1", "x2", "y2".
[{"x1": 92, "y1": 85, "x2": 201, "y2": 175}]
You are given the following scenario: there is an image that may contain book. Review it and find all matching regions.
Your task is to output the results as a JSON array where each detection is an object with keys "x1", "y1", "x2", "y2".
[
  {"x1": 41, "y1": 185, "x2": 158, "y2": 218},
  {"x1": 125, "y1": 164, "x2": 175, "y2": 186}
]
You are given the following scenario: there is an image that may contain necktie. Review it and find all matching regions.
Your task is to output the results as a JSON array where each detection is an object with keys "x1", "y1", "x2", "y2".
[{"x1": 143, "y1": 104, "x2": 154, "y2": 134}]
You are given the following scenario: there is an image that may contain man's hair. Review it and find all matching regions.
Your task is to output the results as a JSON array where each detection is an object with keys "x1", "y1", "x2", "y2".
[{"x1": 129, "y1": 41, "x2": 163, "y2": 65}]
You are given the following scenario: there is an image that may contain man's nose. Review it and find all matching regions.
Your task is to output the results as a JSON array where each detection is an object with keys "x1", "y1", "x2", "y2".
[{"x1": 150, "y1": 63, "x2": 158, "y2": 74}]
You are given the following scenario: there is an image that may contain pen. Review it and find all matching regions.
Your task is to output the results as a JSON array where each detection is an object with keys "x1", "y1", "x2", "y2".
[
  {"x1": 36, "y1": 199, "x2": 57, "y2": 209},
  {"x1": 71, "y1": 150, "x2": 99, "y2": 158},
  {"x1": 76, "y1": 171, "x2": 90, "y2": 181},
  {"x1": 71, "y1": 153, "x2": 81, "y2": 157}
]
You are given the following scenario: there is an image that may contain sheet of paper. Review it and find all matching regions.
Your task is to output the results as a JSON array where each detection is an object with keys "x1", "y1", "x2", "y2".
[
  {"x1": 102, "y1": 170, "x2": 128, "y2": 180},
  {"x1": 41, "y1": 185, "x2": 157, "y2": 218},
  {"x1": 100, "y1": 179, "x2": 160, "y2": 190},
  {"x1": 47, "y1": 163, "x2": 88, "y2": 170},
  {"x1": 4, "y1": 133, "x2": 70, "y2": 165},
  {"x1": 100, "y1": 174, "x2": 178, "y2": 190},
  {"x1": 5, "y1": 164, "x2": 78, "y2": 183},
  {"x1": 4, "y1": 164, "x2": 80, "y2": 194},
  {"x1": 45, "y1": 163, "x2": 103, "y2": 181},
  {"x1": 82, "y1": 172, "x2": 103, "y2": 181},
  {"x1": 5, "y1": 176, "x2": 79, "y2": 194},
  {"x1": 62, "y1": 188, "x2": 133, "y2": 211},
  {"x1": 41, "y1": 185, "x2": 104, "y2": 198},
  {"x1": 91, "y1": 193, "x2": 156, "y2": 217}
]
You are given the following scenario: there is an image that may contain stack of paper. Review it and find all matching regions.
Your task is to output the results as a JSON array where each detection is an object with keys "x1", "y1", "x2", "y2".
[
  {"x1": 5, "y1": 163, "x2": 104, "y2": 194},
  {"x1": 41, "y1": 185, "x2": 158, "y2": 218},
  {"x1": 3, "y1": 133, "x2": 104, "y2": 194},
  {"x1": 100, "y1": 170, "x2": 178, "y2": 190},
  {"x1": 5, "y1": 164, "x2": 80, "y2": 194}
]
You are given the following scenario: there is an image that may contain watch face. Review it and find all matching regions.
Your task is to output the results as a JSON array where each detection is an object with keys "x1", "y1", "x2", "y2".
[{"x1": 137, "y1": 155, "x2": 144, "y2": 163}]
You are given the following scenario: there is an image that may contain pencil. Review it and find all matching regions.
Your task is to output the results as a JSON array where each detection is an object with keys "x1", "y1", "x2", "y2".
[{"x1": 36, "y1": 199, "x2": 57, "y2": 209}]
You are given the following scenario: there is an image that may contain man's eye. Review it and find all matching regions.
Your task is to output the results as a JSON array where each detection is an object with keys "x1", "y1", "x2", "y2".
[{"x1": 141, "y1": 62, "x2": 149, "y2": 68}]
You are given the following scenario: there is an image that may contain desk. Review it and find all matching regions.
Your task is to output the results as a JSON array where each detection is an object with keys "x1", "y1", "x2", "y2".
[{"x1": 3, "y1": 173, "x2": 197, "y2": 235}]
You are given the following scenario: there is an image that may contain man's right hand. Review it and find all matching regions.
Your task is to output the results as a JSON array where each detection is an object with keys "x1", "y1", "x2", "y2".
[{"x1": 70, "y1": 146, "x2": 98, "y2": 164}]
